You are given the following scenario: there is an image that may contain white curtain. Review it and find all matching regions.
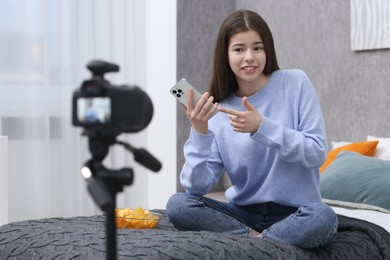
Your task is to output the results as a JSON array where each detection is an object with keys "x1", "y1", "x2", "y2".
[{"x1": 0, "y1": 0, "x2": 149, "y2": 222}]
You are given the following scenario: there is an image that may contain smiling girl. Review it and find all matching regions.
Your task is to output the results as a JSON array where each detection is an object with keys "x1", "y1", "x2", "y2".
[{"x1": 166, "y1": 9, "x2": 338, "y2": 249}]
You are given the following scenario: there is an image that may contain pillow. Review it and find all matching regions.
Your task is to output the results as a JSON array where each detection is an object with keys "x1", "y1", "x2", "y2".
[
  {"x1": 331, "y1": 141, "x2": 351, "y2": 150},
  {"x1": 367, "y1": 135, "x2": 390, "y2": 161},
  {"x1": 320, "y1": 140, "x2": 378, "y2": 173},
  {"x1": 320, "y1": 151, "x2": 390, "y2": 212}
]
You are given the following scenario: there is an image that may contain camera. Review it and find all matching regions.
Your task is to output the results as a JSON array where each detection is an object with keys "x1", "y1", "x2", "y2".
[
  {"x1": 72, "y1": 60, "x2": 161, "y2": 169},
  {"x1": 72, "y1": 60, "x2": 154, "y2": 135}
]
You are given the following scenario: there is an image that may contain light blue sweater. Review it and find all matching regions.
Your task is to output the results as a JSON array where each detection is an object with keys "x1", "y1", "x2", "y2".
[{"x1": 180, "y1": 69, "x2": 327, "y2": 208}]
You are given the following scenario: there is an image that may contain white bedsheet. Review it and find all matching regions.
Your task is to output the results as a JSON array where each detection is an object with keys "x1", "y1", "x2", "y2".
[{"x1": 331, "y1": 206, "x2": 390, "y2": 233}]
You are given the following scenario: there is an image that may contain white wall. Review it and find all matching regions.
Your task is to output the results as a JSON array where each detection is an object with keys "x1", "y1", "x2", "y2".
[{"x1": 144, "y1": 0, "x2": 177, "y2": 209}]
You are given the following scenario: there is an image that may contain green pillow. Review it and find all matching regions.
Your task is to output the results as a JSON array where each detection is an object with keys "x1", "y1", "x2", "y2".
[{"x1": 320, "y1": 151, "x2": 390, "y2": 212}]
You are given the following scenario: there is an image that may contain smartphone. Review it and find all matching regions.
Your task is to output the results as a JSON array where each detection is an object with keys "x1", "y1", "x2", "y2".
[{"x1": 170, "y1": 78, "x2": 217, "y2": 116}]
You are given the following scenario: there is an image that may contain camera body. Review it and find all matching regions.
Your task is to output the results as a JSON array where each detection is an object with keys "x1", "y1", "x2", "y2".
[{"x1": 72, "y1": 60, "x2": 154, "y2": 135}]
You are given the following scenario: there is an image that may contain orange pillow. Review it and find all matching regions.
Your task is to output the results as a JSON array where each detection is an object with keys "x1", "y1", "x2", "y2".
[{"x1": 320, "y1": 141, "x2": 379, "y2": 173}]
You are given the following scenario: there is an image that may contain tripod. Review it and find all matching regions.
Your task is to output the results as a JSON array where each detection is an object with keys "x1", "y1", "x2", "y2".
[{"x1": 81, "y1": 132, "x2": 161, "y2": 260}]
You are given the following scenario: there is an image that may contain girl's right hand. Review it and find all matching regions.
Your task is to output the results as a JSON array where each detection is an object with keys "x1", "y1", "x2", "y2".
[{"x1": 182, "y1": 89, "x2": 218, "y2": 134}]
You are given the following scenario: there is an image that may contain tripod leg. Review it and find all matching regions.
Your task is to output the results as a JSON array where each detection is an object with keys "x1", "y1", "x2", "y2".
[{"x1": 106, "y1": 200, "x2": 117, "y2": 260}]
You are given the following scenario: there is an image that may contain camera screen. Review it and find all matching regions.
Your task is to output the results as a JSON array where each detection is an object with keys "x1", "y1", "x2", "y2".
[{"x1": 77, "y1": 97, "x2": 111, "y2": 124}]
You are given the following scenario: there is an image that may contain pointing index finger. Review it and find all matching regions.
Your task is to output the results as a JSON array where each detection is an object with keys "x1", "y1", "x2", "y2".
[{"x1": 219, "y1": 107, "x2": 240, "y2": 116}]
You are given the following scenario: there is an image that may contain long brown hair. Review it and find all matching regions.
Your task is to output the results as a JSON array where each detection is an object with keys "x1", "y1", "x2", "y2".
[{"x1": 209, "y1": 10, "x2": 280, "y2": 102}]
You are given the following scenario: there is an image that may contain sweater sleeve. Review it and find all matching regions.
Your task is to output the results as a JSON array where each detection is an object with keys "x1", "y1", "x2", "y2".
[
  {"x1": 250, "y1": 71, "x2": 327, "y2": 168},
  {"x1": 179, "y1": 128, "x2": 224, "y2": 195}
]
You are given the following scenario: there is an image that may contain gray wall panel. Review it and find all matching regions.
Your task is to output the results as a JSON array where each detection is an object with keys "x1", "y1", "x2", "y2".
[
  {"x1": 177, "y1": 0, "x2": 235, "y2": 191},
  {"x1": 236, "y1": 0, "x2": 390, "y2": 143}
]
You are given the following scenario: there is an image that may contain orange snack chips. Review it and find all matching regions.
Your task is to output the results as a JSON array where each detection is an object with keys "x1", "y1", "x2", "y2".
[{"x1": 115, "y1": 207, "x2": 159, "y2": 229}]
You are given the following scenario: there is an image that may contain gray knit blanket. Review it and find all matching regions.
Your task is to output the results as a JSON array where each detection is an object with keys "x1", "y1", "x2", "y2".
[{"x1": 0, "y1": 210, "x2": 389, "y2": 259}]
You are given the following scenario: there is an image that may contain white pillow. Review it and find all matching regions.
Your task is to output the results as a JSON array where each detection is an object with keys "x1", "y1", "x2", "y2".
[
  {"x1": 367, "y1": 135, "x2": 390, "y2": 161},
  {"x1": 331, "y1": 141, "x2": 351, "y2": 150}
]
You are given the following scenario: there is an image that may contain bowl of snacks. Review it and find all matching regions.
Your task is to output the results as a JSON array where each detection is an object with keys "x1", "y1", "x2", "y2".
[{"x1": 115, "y1": 207, "x2": 159, "y2": 229}]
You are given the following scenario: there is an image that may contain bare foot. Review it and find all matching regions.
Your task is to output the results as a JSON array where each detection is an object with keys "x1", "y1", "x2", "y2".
[{"x1": 249, "y1": 230, "x2": 262, "y2": 237}]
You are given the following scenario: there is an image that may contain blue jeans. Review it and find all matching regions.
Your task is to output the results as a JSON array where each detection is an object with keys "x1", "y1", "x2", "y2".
[{"x1": 166, "y1": 193, "x2": 338, "y2": 249}]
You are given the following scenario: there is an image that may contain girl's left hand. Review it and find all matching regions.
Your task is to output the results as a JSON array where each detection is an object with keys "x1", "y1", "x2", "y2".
[{"x1": 219, "y1": 97, "x2": 262, "y2": 133}]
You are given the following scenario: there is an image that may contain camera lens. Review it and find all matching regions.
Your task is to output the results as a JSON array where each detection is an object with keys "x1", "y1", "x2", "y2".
[
  {"x1": 176, "y1": 94, "x2": 181, "y2": 98},
  {"x1": 172, "y1": 90, "x2": 177, "y2": 94},
  {"x1": 178, "y1": 89, "x2": 182, "y2": 93}
]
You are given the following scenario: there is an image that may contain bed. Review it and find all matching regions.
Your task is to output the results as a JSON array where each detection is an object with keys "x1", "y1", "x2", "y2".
[
  {"x1": 1, "y1": 137, "x2": 390, "y2": 259},
  {"x1": 0, "y1": 209, "x2": 389, "y2": 259}
]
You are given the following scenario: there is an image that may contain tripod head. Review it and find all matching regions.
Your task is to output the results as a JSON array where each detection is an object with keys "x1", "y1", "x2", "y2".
[{"x1": 80, "y1": 131, "x2": 161, "y2": 212}]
